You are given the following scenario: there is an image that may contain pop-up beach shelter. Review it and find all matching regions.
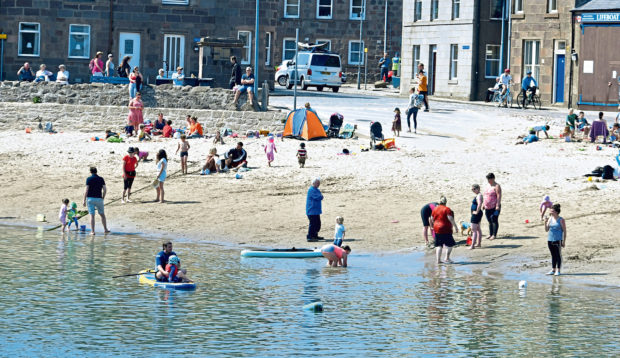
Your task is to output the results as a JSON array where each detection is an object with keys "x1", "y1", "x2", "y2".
[{"x1": 283, "y1": 108, "x2": 327, "y2": 140}]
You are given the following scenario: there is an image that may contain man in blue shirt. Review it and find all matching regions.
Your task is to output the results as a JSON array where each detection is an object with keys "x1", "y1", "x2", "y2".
[
  {"x1": 171, "y1": 66, "x2": 184, "y2": 87},
  {"x1": 379, "y1": 52, "x2": 391, "y2": 82},
  {"x1": 306, "y1": 177, "x2": 324, "y2": 242},
  {"x1": 83, "y1": 166, "x2": 109, "y2": 235},
  {"x1": 521, "y1": 71, "x2": 538, "y2": 108},
  {"x1": 233, "y1": 67, "x2": 255, "y2": 106},
  {"x1": 155, "y1": 241, "x2": 187, "y2": 281}
]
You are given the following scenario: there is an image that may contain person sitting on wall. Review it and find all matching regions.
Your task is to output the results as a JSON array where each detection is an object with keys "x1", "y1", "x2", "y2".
[
  {"x1": 34, "y1": 64, "x2": 53, "y2": 82},
  {"x1": 56, "y1": 64, "x2": 70, "y2": 85},
  {"x1": 233, "y1": 67, "x2": 255, "y2": 106},
  {"x1": 156, "y1": 69, "x2": 166, "y2": 79},
  {"x1": 220, "y1": 142, "x2": 248, "y2": 170},
  {"x1": 17, "y1": 62, "x2": 35, "y2": 82},
  {"x1": 172, "y1": 66, "x2": 184, "y2": 87}
]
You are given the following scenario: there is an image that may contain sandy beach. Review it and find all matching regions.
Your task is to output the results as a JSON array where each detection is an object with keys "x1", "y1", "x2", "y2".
[{"x1": 1, "y1": 98, "x2": 619, "y2": 286}]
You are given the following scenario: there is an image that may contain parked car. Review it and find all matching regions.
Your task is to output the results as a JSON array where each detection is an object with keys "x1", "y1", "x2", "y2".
[
  {"x1": 285, "y1": 50, "x2": 342, "y2": 92},
  {"x1": 275, "y1": 60, "x2": 292, "y2": 87}
]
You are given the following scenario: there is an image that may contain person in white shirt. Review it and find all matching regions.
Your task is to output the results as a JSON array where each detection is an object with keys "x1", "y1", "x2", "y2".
[
  {"x1": 171, "y1": 67, "x2": 184, "y2": 86},
  {"x1": 56, "y1": 64, "x2": 70, "y2": 85},
  {"x1": 499, "y1": 68, "x2": 512, "y2": 96},
  {"x1": 35, "y1": 64, "x2": 53, "y2": 82},
  {"x1": 156, "y1": 69, "x2": 165, "y2": 79}
]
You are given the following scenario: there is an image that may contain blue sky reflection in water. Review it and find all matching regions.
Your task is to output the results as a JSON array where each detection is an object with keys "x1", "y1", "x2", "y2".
[{"x1": 1, "y1": 226, "x2": 619, "y2": 357}]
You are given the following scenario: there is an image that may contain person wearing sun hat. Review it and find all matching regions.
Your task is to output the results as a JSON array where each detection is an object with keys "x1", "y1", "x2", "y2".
[
  {"x1": 90, "y1": 51, "x2": 104, "y2": 76},
  {"x1": 172, "y1": 66, "x2": 184, "y2": 87}
]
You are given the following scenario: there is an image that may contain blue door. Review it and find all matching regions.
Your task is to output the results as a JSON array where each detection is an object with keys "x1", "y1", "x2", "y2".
[{"x1": 555, "y1": 54, "x2": 565, "y2": 103}]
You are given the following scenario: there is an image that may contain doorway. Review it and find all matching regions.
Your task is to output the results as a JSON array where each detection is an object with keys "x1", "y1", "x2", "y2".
[
  {"x1": 119, "y1": 33, "x2": 140, "y2": 70},
  {"x1": 553, "y1": 40, "x2": 566, "y2": 103},
  {"x1": 429, "y1": 45, "x2": 437, "y2": 95},
  {"x1": 163, "y1": 35, "x2": 185, "y2": 78}
]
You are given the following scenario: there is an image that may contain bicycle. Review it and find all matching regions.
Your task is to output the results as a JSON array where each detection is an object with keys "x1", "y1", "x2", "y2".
[
  {"x1": 492, "y1": 87, "x2": 513, "y2": 108},
  {"x1": 517, "y1": 88, "x2": 541, "y2": 110}
]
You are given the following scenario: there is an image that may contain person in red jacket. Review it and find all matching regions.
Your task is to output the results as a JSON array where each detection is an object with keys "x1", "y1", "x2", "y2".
[
  {"x1": 429, "y1": 196, "x2": 459, "y2": 264},
  {"x1": 163, "y1": 255, "x2": 190, "y2": 283}
]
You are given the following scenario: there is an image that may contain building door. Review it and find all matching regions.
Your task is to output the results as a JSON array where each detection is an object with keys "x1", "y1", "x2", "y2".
[
  {"x1": 429, "y1": 44, "x2": 437, "y2": 95},
  {"x1": 119, "y1": 33, "x2": 141, "y2": 70},
  {"x1": 554, "y1": 55, "x2": 565, "y2": 103},
  {"x1": 163, "y1": 35, "x2": 185, "y2": 77}
]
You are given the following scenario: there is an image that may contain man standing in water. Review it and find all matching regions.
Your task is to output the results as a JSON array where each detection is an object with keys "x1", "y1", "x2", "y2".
[
  {"x1": 429, "y1": 196, "x2": 459, "y2": 264},
  {"x1": 83, "y1": 166, "x2": 110, "y2": 235},
  {"x1": 306, "y1": 177, "x2": 324, "y2": 242}
]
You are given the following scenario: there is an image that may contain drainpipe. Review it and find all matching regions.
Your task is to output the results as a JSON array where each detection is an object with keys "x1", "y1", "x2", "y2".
[
  {"x1": 568, "y1": 11, "x2": 575, "y2": 108},
  {"x1": 471, "y1": 0, "x2": 480, "y2": 100},
  {"x1": 109, "y1": 0, "x2": 114, "y2": 54},
  {"x1": 254, "y1": 0, "x2": 260, "y2": 96},
  {"x1": 507, "y1": 0, "x2": 512, "y2": 69},
  {"x1": 499, "y1": 0, "x2": 506, "y2": 77},
  {"x1": 383, "y1": 0, "x2": 388, "y2": 53}
]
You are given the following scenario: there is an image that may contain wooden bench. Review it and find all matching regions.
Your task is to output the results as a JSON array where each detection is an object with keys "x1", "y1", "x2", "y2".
[{"x1": 90, "y1": 76, "x2": 130, "y2": 85}]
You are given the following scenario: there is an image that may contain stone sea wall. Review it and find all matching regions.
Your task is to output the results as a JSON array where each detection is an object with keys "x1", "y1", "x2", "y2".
[{"x1": 0, "y1": 102, "x2": 286, "y2": 134}]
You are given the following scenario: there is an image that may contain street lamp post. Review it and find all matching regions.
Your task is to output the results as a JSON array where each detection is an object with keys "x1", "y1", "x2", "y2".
[{"x1": 356, "y1": 0, "x2": 366, "y2": 90}]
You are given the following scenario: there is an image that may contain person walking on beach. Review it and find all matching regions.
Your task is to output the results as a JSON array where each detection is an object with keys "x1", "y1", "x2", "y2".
[
  {"x1": 469, "y1": 184, "x2": 484, "y2": 249},
  {"x1": 544, "y1": 204, "x2": 566, "y2": 276},
  {"x1": 429, "y1": 196, "x2": 459, "y2": 264},
  {"x1": 306, "y1": 177, "x2": 324, "y2": 242},
  {"x1": 406, "y1": 88, "x2": 420, "y2": 133},
  {"x1": 420, "y1": 202, "x2": 438, "y2": 246},
  {"x1": 127, "y1": 92, "x2": 144, "y2": 134},
  {"x1": 83, "y1": 167, "x2": 110, "y2": 235},
  {"x1": 122, "y1": 147, "x2": 139, "y2": 203},
  {"x1": 379, "y1": 52, "x2": 391, "y2": 82},
  {"x1": 155, "y1": 150, "x2": 168, "y2": 203},
  {"x1": 417, "y1": 69, "x2": 429, "y2": 112},
  {"x1": 483, "y1": 173, "x2": 502, "y2": 240}
]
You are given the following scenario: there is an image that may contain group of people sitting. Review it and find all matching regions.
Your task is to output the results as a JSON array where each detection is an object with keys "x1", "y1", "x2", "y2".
[{"x1": 17, "y1": 62, "x2": 70, "y2": 84}]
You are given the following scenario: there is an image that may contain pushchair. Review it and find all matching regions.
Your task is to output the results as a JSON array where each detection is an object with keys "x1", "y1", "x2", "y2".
[
  {"x1": 370, "y1": 121, "x2": 384, "y2": 149},
  {"x1": 328, "y1": 113, "x2": 344, "y2": 138}
]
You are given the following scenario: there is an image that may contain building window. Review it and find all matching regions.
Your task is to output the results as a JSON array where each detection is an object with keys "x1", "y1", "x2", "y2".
[
  {"x1": 524, "y1": 40, "x2": 540, "y2": 82},
  {"x1": 490, "y1": 0, "x2": 503, "y2": 19},
  {"x1": 412, "y1": 45, "x2": 420, "y2": 79},
  {"x1": 414, "y1": 0, "x2": 422, "y2": 21},
  {"x1": 18, "y1": 22, "x2": 40, "y2": 57},
  {"x1": 317, "y1": 0, "x2": 333, "y2": 19},
  {"x1": 350, "y1": 0, "x2": 365, "y2": 20},
  {"x1": 452, "y1": 0, "x2": 460, "y2": 19},
  {"x1": 547, "y1": 0, "x2": 557, "y2": 13},
  {"x1": 431, "y1": 0, "x2": 439, "y2": 20},
  {"x1": 265, "y1": 32, "x2": 271, "y2": 66},
  {"x1": 68, "y1": 24, "x2": 90, "y2": 59},
  {"x1": 285, "y1": 0, "x2": 300, "y2": 18},
  {"x1": 238, "y1": 31, "x2": 252, "y2": 65},
  {"x1": 485, "y1": 45, "x2": 500, "y2": 78},
  {"x1": 162, "y1": 0, "x2": 189, "y2": 4},
  {"x1": 348, "y1": 40, "x2": 364, "y2": 65},
  {"x1": 450, "y1": 44, "x2": 458, "y2": 80},
  {"x1": 283, "y1": 38, "x2": 297, "y2": 61},
  {"x1": 513, "y1": 0, "x2": 523, "y2": 13},
  {"x1": 316, "y1": 39, "x2": 332, "y2": 51}
]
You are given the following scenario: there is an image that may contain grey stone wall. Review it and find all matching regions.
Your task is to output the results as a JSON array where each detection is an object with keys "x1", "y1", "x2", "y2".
[{"x1": 0, "y1": 102, "x2": 286, "y2": 134}]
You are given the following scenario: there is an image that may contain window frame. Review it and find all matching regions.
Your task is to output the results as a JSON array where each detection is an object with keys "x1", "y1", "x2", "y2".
[
  {"x1": 265, "y1": 32, "x2": 272, "y2": 66},
  {"x1": 414, "y1": 0, "x2": 422, "y2": 22},
  {"x1": 513, "y1": 0, "x2": 523, "y2": 13},
  {"x1": 162, "y1": 0, "x2": 189, "y2": 4},
  {"x1": 350, "y1": 0, "x2": 366, "y2": 20},
  {"x1": 238, "y1": 31, "x2": 252, "y2": 65},
  {"x1": 317, "y1": 0, "x2": 333, "y2": 19},
  {"x1": 18, "y1": 22, "x2": 41, "y2": 57},
  {"x1": 490, "y1": 0, "x2": 504, "y2": 20},
  {"x1": 67, "y1": 24, "x2": 90, "y2": 59},
  {"x1": 523, "y1": 39, "x2": 541, "y2": 82},
  {"x1": 431, "y1": 0, "x2": 439, "y2": 21},
  {"x1": 449, "y1": 44, "x2": 459, "y2": 80},
  {"x1": 348, "y1": 40, "x2": 364, "y2": 65},
  {"x1": 316, "y1": 39, "x2": 332, "y2": 52},
  {"x1": 452, "y1": 0, "x2": 460, "y2": 19},
  {"x1": 484, "y1": 44, "x2": 501, "y2": 78},
  {"x1": 412, "y1": 45, "x2": 421, "y2": 79},
  {"x1": 547, "y1": 0, "x2": 557, "y2": 13},
  {"x1": 282, "y1": 38, "x2": 297, "y2": 61},
  {"x1": 284, "y1": 0, "x2": 300, "y2": 19}
]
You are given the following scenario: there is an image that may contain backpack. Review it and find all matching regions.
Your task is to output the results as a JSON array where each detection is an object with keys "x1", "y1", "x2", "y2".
[
  {"x1": 414, "y1": 94, "x2": 424, "y2": 108},
  {"x1": 117, "y1": 64, "x2": 127, "y2": 77},
  {"x1": 89, "y1": 59, "x2": 94, "y2": 71}
]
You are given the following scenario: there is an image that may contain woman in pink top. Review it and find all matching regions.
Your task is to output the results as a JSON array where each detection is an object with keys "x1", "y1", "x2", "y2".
[
  {"x1": 127, "y1": 92, "x2": 144, "y2": 134},
  {"x1": 483, "y1": 172, "x2": 502, "y2": 240},
  {"x1": 90, "y1": 51, "x2": 104, "y2": 77},
  {"x1": 321, "y1": 244, "x2": 351, "y2": 267}
]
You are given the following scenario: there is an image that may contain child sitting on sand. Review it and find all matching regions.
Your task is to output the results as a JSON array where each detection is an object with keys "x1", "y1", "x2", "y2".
[
  {"x1": 59, "y1": 198, "x2": 69, "y2": 232},
  {"x1": 175, "y1": 134, "x2": 190, "y2": 174},
  {"x1": 611, "y1": 123, "x2": 620, "y2": 142},
  {"x1": 333, "y1": 216, "x2": 346, "y2": 247},
  {"x1": 297, "y1": 143, "x2": 307, "y2": 168},
  {"x1": 162, "y1": 120, "x2": 173, "y2": 138},
  {"x1": 540, "y1": 195, "x2": 553, "y2": 221},
  {"x1": 264, "y1": 135, "x2": 277, "y2": 167},
  {"x1": 201, "y1": 148, "x2": 220, "y2": 175},
  {"x1": 563, "y1": 126, "x2": 572, "y2": 142},
  {"x1": 213, "y1": 131, "x2": 224, "y2": 145},
  {"x1": 138, "y1": 124, "x2": 151, "y2": 141}
]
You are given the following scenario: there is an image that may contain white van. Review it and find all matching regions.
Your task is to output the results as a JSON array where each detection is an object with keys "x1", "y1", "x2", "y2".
[{"x1": 285, "y1": 50, "x2": 342, "y2": 92}]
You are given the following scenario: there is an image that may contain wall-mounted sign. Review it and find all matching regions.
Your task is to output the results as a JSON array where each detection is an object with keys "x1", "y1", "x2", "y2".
[
  {"x1": 0, "y1": 34, "x2": 7, "y2": 40},
  {"x1": 580, "y1": 13, "x2": 620, "y2": 23},
  {"x1": 583, "y1": 60, "x2": 594, "y2": 74},
  {"x1": 462, "y1": 45, "x2": 470, "y2": 50}
]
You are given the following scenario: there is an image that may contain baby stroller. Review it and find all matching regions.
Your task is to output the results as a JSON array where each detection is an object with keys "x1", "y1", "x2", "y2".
[
  {"x1": 370, "y1": 121, "x2": 384, "y2": 149},
  {"x1": 328, "y1": 113, "x2": 344, "y2": 138}
]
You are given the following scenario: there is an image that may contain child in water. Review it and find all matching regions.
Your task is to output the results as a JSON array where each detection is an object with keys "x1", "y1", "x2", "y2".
[
  {"x1": 392, "y1": 107, "x2": 401, "y2": 137},
  {"x1": 66, "y1": 202, "x2": 79, "y2": 230},
  {"x1": 333, "y1": 216, "x2": 346, "y2": 247},
  {"x1": 264, "y1": 135, "x2": 277, "y2": 167},
  {"x1": 297, "y1": 143, "x2": 307, "y2": 168},
  {"x1": 59, "y1": 199, "x2": 69, "y2": 232},
  {"x1": 175, "y1": 134, "x2": 190, "y2": 174},
  {"x1": 540, "y1": 195, "x2": 553, "y2": 221}
]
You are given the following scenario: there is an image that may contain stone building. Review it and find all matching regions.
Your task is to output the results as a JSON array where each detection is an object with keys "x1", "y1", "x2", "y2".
[
  {"x1": 0, "y1": 0, "x2": 401, "y2": 86},
  {"x1": 400, "y1": 0, "x2": 508, "y2": 100}
]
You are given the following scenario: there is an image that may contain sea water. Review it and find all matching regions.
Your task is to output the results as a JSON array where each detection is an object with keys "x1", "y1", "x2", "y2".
[{"x1": 1, "y1": 225, "x2": 619, "y2": 357}]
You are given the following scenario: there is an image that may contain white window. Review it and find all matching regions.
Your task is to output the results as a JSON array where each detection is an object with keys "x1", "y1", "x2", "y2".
[
  {"x1": 163, "y1": 34, "x2": 185, "y2": 77},
  {"x1": 524, "y1": 40, "x2": 541, "y2": 82},
  {"x1": 316, "y1": 39, "x2": 331, "y2": 51},
  {"x1": 348, "y1": 40, "x2": 364, "y2": 65},
  {"x1": 18, "y1": 22, "x2": 40, "y2": 57},
  {"x1": 162, "y1": 0, "x2": 189, "y2": 4},
  {"x1": 490, "y1": 0, "x2": 503, "y2": 19},
  {"x1": 548, "y1": 0, "x2": 557, "y2": 13},
  {"x1": 68, "y1": 24, "x2": 90, "y2": 59},
  {"x1": 317, "y1": 0, "x2": 333, "y2": 19},
  {"x1": 485, "y1": 45, "x2": 500, "y2": 78},
  {"x1": 514, "y1": 0, "x2": 523, "y2": 13},
  {"x1": 283, "y1": 38, "x2": 297, "y2": 61},
  {"x1": 450, "y1": 44, "x2": 458, "y2": 80},
  {"x1": 265, "y1": 32, "x2": 271, "y2": 66},
  {"x1": 350, "y1": 0, "x2": 365, "y2": 20},
  {"x1": 431, "y1": 0, "x2": 439, "y2": 20},
  {"x1": 452, "y1": 0, "x2": 460, "y2": 19},
  {"x1": 285, "y1": 0, "x2": 300, "y2": 18},
  {"x1": 414, "y1": 0, "x2": 422, "y2": 21},
  {"x1": 412, "y1": 45, "x2": 420, "y2": 79},
  {"x1": 238, "y1": 31, "x2": 252, "y2": 65}
]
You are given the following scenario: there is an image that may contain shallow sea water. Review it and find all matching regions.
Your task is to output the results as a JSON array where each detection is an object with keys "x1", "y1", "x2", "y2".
[{"x1": 1, "y1": 226, "x2": 619, "y2": 357}]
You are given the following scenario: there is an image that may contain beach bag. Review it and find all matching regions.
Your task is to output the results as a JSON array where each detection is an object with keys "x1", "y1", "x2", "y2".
[{"x1": 602, "y1": 165, "x2": 615, "y2": 180}]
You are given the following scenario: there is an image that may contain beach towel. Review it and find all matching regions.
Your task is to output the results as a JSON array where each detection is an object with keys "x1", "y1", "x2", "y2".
[{"x1": 340, "y1": 123, "x2": 356, "y2": 139}]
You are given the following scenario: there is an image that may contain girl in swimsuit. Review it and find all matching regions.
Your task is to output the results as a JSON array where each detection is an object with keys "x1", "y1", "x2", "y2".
[
  {"x1": 320, "y1": 244, "x2": 351, "y2": 268},
  {"x1": 470, "y1": 184, "x2": 483, "y2": 249}
]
